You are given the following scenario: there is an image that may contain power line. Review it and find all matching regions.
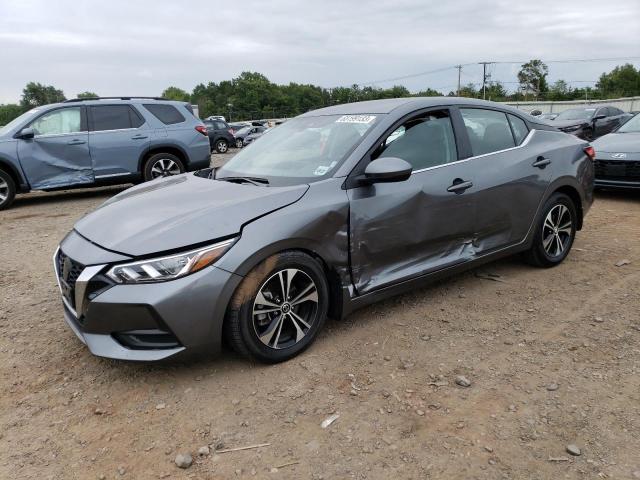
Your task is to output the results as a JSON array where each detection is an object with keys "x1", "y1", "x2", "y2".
[{"x1": 359, "y1": 65, "x2": 456, "y2": 86}]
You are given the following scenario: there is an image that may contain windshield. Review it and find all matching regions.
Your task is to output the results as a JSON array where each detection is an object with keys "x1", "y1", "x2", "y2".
[
  {"x1": 217, "y1": 114, "x2": 380, "y2": 185},
  {"x1": 555, "y1": 108, "x2": 595, "y2": 121},
  {"x1": 617, "y1": 114, "x2": 640, "y2": 133},
  {"x1": 0, "y1": 108, "x2": 41, "y2": 136}
]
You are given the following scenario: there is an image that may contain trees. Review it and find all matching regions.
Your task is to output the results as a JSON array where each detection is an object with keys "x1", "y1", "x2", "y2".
[
  {"x1": 596, "y1": 64, "x2": 640, "y2": 98},
  {"x1": 20, "y1": 82, "x2": 66, "y2": 108},
  {"x1": 518, "y1": 60, "x2": 549, "y2": 98},
  {"x1": 161, "y1": 86, "x2": 191, "y2": 102},
  {"x1": 77, "y1": 91, "x2": 98, "y2": 99}
]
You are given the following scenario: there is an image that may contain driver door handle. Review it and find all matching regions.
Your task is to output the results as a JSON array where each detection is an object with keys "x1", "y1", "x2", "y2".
[
  {"x1": 67, "y1": 139, "x2": 86, "y2": 145},
  {"x1": 532, "y1": 156, "x2": 551, "y2": 168},
  {"x1": 131, "y1": 134, "x2": 148, "y2": 140},
  {"x1": 447, "y1": 179, "x2": 473, "y2": 194}
]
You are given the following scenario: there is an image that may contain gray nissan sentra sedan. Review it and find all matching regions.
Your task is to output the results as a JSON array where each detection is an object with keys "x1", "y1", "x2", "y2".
[{"x1": 54, "y1": 97, "x2": 594, "y2": 363}]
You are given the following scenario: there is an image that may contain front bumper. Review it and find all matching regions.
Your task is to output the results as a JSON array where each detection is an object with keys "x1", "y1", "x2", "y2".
[{"x1": 54, "y1": 232, "x2": 243, "y2": 361}]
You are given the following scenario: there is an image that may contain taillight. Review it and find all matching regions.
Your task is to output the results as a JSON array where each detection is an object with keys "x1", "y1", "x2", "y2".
[
  {"x1": 195, "y1": 125, "x2": 208, "y2": 136},
  {"x1": 584, "y1": 146, "x2": 596, "y2": 161},
  {"x1": 228, "y1": 129, "x2": 234, "y2": 136}
]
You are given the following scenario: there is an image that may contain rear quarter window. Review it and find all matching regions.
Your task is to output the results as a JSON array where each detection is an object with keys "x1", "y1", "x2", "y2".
[
  {"x1": 508, "y1": 114, "x2": 529, "y2": 145},
  {"x1": 143, "y1": 104, "x2": 185, "y2": 125}
]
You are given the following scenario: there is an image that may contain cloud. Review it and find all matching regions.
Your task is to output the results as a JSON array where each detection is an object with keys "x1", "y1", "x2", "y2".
[{"x1": 0, "y1": 0, "x2": 638, "y2": 102}]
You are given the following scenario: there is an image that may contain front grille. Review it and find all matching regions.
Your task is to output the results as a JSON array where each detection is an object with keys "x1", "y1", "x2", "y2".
[
  {"x1": 595, "y1": 159, "x2": 640, "y2": 182},
  {"x1": 56, "y1": 250, "x2": 85, "y2": 310}
]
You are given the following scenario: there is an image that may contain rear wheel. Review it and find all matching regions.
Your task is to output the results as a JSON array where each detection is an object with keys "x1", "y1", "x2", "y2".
[
  {"x1": 215, "y1": 139, "x2": 229, "y2": 153},
  {"x1": 224, "y1": 251, "x2": 329, "y2": 363},
  {"x1": 0, "y1": 169, "x2": 16, "y2": 210},
  {"x1": 143, "y1": 153, "x2": 185, "y2": 181},
  {"x1": 524, "y1": 193, "x2": 577, "y2": 268}
]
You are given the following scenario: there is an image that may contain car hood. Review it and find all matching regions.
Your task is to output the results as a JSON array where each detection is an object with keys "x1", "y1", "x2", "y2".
[
  {"x1": 551, "y1": 119, "x2": 589, "y2": 129},
  {"x1": 592, "y1": 132, "x2": 640, "y2": 153},
  {"x1": 74, "y1": 173, "x2": 309, "y2": 256}
]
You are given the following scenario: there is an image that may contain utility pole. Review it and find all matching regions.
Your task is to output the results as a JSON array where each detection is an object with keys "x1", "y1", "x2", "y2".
[
  {"x1": 479, "y1": 62, "x2": 493, "y2": 100},
  {"x1": 455, "y1": 65, "x2": 462, "y2": 96}
]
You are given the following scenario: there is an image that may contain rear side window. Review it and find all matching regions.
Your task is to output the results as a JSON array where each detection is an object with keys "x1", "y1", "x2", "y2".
[
  {"x1": 460, "y1": 108, "x2": 516, "y2": 156},
  {"x1": 508, "y1": 114, "x2": 529, "y2": 145},
  {"x1": 373, "y1": 110, "x2": 457, "y2": 170},
  {"x1": 91, "y1": 105, "x2": 142, "y2": 131},
  {"x1": 143, "y1": 104, "x2": 185, "y2": 125},
  {"x1": 214, "y1": 121, "x2": 227, "y2": 130}
]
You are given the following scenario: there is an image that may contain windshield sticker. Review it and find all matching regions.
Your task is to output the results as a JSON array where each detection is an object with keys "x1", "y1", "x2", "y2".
[
  {"x1": 314, "y1": 166, "x2": 330, "y2": 176},
  {"x1": 336, "y1": 115, "x2": 376, "y2": 124}
]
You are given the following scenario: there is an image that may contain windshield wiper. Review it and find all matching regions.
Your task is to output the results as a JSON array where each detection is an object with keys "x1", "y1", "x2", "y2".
[{"x1": 217, "y1": 176, "x2": 270, "y2": 186}]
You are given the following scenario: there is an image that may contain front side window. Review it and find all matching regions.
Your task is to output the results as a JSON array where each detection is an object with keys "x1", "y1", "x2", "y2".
[
  {"x1": 373, "y1": 110, "x2": 457, "y2": 170},
  {"x1": 218, "y1": 114, "x2": 379, "y2": 185},
  {"x1": 91, "y1": 105, "x2": 137, "y2": 131},
  {"x1": 30, "y1": 107, "x2": 82, "y2": 136},
  {"x1": 461, "y1": 108, "x2": 515, "y2": 156},
  {"x1": 508, "y1": 114, "x2": 529, "y2": 145}
]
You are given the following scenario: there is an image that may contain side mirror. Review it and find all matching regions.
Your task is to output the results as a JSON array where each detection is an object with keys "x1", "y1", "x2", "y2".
[
  {"x1": 17, "y1": 127, "x2": 35, "y2": 139},
  {"x1": 593, "y1": 114, "x2": 606, "y2": 121},
  {"x1": 360, "y1": 157, "x2": 412, "y2": 185}
]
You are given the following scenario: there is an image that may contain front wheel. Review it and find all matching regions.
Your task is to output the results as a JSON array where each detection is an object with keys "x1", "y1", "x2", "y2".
[
  {"x1": 524, "y1": 193, "x2": 577, "y2": 268},
  {"x1": 224, "y1": 251, "x2": 329, "y2": 363},
  {"x1": 0, "y1": 169, "x2": 16, "y2": 210}
]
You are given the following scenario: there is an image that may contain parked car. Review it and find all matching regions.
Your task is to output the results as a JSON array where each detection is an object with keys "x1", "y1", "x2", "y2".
[
  {"x1": 54, "y1": 97, "x2": 593, "y2": 363},
  {"x1": 234, "y1": 125, "x2": 267, "y2": 148},
  {"x1": 205, "y1": 115, "x2": 226, "y2": 122},
  {"x1": 539, "y1": 113, "x2": 558, "y2": 121},
  {"x1": 0, "y1": 97, "x2": 211, "y2": 210},
  {"x1": 550, "y1": 106, "x2": 631, "y2": 140},
  {"x1": 204, "y1": 119, "x2": 235, "y2": 153},
  {"x1": 592, "y1": 113, "x2": 640, "y2": 189},
  {"x1": 229, "y1": 122, "x2": 251, "y2": 134},
  {"x1": 243, "y1": 127, "x2": 271, "y2": 146}
]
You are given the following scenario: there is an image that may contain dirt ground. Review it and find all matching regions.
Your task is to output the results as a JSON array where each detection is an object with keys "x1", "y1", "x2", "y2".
[{"x1": 1, "y1": 152, "x2": 639, "y2": 480}]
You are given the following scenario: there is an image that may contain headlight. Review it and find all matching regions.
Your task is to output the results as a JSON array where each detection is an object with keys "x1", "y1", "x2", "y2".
[{"x1": 106, "y1": 239, "x2": 235, "y2": 284}]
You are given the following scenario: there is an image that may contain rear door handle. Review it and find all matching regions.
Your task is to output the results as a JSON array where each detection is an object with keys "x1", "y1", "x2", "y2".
[
  {"x1": 532, "y1": 157, "x2": 551, "y2": 168},
  {"x1": 67, "y1": 139, "x2": 86, "y2": 145},
  {"x1": 447, "y1": 179, "x2": 473, "y2": 194},
  {"x1": 131, "y1": 134, "x2": 148, "y2": 140}
]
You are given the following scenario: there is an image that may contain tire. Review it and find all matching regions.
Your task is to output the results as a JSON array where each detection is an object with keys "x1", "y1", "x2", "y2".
[
  {"x1": 524, "y1": 193, "x2": 577, "y2": 268},
  {"x1": 215, "y1": 139, "x2": 229, "y2": 154},
  {"x1": 0, "y1": 169, "x2": 16, "y2": 210},
  {"x1": 235, "y1": 138, "x2": 243, "y2": 149},
  {"x1": 143, "y1": 153, "x2": 185, "y2": 181},
  {"x1": 224, "y1": 251, "x2": 329, "y2": 363}
]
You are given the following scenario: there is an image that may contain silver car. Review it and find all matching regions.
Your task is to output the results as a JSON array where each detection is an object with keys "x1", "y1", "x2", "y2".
[{"x1": 54, "y1": 97, "x2": 594, "y2": 363}]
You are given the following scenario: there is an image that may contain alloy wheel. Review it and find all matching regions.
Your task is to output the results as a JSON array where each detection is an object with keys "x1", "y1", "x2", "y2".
[
  {"x1": 542, "y1": 204, "x2": 573, "y2": 258},
  {"x1": 150, "y1": 158, "x2": 181, "y2": 178},
  {"x1": 0, "y1": 177, "x2": 8, "y2": 203},
  {"x1": 217, "y1": 141, "x2": 228, "y2": 153},
  {"x1": 252, "y1": 268, "x2": 319, "y2": 350}
]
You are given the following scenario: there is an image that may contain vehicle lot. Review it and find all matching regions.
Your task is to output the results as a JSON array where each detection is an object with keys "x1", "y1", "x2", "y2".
[{"x1": 1, "y1": 153, "x2": 639, "y2": 479}]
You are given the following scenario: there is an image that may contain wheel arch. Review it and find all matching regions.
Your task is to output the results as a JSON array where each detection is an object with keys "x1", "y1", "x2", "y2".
[
  {"x1": 138, "y1": 144, "x2": 189, "y2": 172},
  {"x1": 551, "y1": 184, "x2": 584, "y2": 230},
  {"x1": 0, "y1": 157, "x2": 28, "y2": 192}
]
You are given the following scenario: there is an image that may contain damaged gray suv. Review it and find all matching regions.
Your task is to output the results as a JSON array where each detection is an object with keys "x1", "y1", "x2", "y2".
[
  {"x1": 54, "y1": 97, "x2": 594, "y2": 363},
  {"x1": 0, "y1": 97, "x2": 211, "y2": 209}
]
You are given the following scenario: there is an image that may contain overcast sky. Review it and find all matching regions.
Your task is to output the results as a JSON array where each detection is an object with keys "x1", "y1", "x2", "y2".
[{"x1": 1, "y1": 0, "x2": 639, "y2": 103}]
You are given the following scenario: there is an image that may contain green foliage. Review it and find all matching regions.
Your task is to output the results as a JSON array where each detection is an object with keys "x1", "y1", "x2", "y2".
[
  {"x1": 518, "y1": 60, "x2": 549, "y2": 97},
  {"x1": 596, "y1": 64, "x2": 640, "y2": 98},
  {"x1": 20, "y1": 82, "x2": 66, "y2": 108},
  {"x1": 161, "y1": 86, "x2": 191, "y2": 102},
  {"x1": 0, "y1": 104, "x2": 25, "y2": 126},
  {"x1": 77, "y1": 91, "x2": 98, "y2": 99}
]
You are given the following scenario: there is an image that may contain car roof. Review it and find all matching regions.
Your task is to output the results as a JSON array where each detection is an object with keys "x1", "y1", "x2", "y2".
[{"x1": 299, "y1": 96, "x2": 530, "y2": 117}]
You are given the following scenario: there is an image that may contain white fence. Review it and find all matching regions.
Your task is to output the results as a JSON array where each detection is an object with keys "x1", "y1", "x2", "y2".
[{"x1": 505, "y1": 96, "x2": 640, "y2": 114}]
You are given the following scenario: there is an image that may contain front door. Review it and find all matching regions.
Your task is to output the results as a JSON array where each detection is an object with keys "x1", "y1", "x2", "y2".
[
  {"x1": 17, "y1": 106, "x2": 93, "y2": 189},
  {"x1": 348, "y1": 109, "x2": 477, "y2": 294}
]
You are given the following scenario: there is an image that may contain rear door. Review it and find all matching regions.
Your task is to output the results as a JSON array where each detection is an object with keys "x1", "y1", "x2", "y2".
[
  {"x1": 88, "y1": 104, "x2": 149, "y2": 178},
  {"x1": 17, "y1": 106, "x2": 94, "y2": 189},
  {"x1": 348, "y1": 108, "x2": 478, "y2": 294},
  {"x1": 456, "y1": 107, "x2": 553, "y2": 254}
]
